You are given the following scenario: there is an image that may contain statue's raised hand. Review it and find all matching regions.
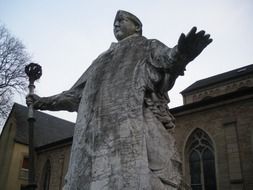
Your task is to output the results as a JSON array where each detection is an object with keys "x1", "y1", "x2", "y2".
[{"x1": 178, "y1": 27, "x2": 212, "y2": 62}]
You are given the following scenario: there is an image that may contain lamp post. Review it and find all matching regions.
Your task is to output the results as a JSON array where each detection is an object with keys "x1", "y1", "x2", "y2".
[{"x1": 25, "y1": 63, "x2": 42, "y2": 190}]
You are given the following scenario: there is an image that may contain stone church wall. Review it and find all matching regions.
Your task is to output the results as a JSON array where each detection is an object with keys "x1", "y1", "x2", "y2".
[
  {"x1": 35, "y1": 143, "x2": 71, "y2": 190},
  {"x1": 173, "y1": 96, "x2": 253, "y2": 190}
]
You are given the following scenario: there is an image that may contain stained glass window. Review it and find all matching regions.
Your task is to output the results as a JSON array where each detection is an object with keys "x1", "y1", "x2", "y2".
[{"x1": 187, "y1": 129, "x2": 217, "y2": 190}]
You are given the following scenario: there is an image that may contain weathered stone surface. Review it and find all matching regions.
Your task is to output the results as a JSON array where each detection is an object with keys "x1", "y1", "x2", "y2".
[
  {"x1": 63, "y1": 35, "x2": 184, "y2": 190},
  {"x1": 31, "y1": 10, "x2": 211, "y2": 190}
]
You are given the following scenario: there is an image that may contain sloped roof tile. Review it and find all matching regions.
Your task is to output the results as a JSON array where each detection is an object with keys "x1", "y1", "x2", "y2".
[
  {"x1": 181, "y1": 64, "x2": 253, "y2": 94},
  {"x1": 13, "y1": 103, "x2": 74, "y2": 147}
]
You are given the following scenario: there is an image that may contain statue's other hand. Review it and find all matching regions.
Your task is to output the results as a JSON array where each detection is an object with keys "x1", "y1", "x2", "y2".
[
  {"x1": 178, "y1": 26, "x2": 212, "y2": 62},
  {"x1": 26, "y1": 94, "x2": 41, "y2": 110}
]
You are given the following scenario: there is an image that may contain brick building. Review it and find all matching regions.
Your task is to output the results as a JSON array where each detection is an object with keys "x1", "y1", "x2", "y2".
[{"x1": 0, "y1": 64, "x2": 252, "y2": 190}]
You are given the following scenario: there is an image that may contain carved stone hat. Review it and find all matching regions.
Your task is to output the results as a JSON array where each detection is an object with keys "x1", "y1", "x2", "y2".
[{"x1": 114, "y1": 10, "x2": 142, "y2": 28}]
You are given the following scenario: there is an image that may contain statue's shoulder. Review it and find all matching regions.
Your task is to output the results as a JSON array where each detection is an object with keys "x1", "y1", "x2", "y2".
[
  {"x1": 145, "y1": 38, "x2": 174, "y2": 70},
  {"x1": 148, "y1": 38, "x2": 168, "y2": 49},
  {"x1": 71, "y1": 45, "x2": 114, "y2": 89}
]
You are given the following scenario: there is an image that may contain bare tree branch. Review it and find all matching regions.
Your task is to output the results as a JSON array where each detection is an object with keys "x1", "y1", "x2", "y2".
[{"x1": 0, "y1": 24, "x2": 30, "y2": 123}]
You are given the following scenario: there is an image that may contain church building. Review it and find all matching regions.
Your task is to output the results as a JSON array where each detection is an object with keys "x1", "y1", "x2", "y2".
[
  {"x1": 0, "y1": 64, "x2": 252, "y2": 190},
  {"x1": 171, "y1": 64, "x2": 253, "y2": 190}
]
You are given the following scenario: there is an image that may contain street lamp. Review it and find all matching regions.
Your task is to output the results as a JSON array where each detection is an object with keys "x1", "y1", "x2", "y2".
[{"x1": 25, "y1": 63, "x2": 42, "y2": 190}]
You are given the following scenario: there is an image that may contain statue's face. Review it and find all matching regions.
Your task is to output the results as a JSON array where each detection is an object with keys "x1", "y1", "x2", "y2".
[{"x1": 114, "y1": 17, "x2": 138, "y2": 41}]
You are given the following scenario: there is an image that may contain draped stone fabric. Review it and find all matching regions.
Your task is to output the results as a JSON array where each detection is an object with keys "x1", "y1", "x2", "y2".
[{"x1": 57, "y1": 35, "x2": 188, "y2": 190}]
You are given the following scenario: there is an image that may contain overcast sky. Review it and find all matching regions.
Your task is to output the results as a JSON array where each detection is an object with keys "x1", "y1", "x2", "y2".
[{"x1": 1, "y1": 0, "x2": 252, "y2": 124}]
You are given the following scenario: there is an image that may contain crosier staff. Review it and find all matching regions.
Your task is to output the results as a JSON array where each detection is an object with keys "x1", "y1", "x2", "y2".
[{"x1": 25, "y1": 63, "x2": 42, "y2": 190}]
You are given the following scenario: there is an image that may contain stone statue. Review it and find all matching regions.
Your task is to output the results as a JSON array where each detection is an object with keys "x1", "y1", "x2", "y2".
[{"x1": 27, "y1": 10, "x2": 212, "y2": 190}]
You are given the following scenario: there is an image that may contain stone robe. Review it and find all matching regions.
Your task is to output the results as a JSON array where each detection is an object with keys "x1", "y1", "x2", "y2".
[{"x1": 48, "y1": 35, "x2": 188, "y2": 190}]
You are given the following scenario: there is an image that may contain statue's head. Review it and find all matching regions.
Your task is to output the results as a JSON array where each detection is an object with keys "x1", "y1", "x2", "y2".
[{"x1": 113, "y1": 10, "x2": 142, "y2": 41}]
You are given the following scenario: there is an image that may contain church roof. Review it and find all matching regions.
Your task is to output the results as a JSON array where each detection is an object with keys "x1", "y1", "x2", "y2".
[
  {"x1": 171, "y1": 86, "x2": 253, "y2": 114},
  {"x1": 11, "y1": 103, "x2": 74, "y2": 147},
  {"x1": 181, "y1": 64, "x2": 253, "y2": 94}
]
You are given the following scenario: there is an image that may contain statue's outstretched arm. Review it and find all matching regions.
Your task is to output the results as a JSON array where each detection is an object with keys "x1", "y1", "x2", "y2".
[
  {"x1": 166, "y1": 27, "x2": 212, "y2": 77},
  {"x1": 148, "y1": 27, "x2": 212, "y2": 92},
  {"x1": 27, "y1": 84, "x2": 84, "y2": 112}
]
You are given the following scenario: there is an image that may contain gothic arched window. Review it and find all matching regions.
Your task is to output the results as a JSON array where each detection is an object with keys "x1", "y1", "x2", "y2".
[
  {"x1": 41, "y1": 160, "x2": 51, "y2": 190},
  {"x1": 186, "y1": 129, "x2": 217, "y2": 190}
]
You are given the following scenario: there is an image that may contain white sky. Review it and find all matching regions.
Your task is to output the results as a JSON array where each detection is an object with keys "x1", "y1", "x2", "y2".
[{"x1": 0, "y1": 0, "x2": 253, "y2": 124}]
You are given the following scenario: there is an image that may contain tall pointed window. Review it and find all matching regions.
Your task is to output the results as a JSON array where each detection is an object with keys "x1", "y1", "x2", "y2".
[
  {"x1": 186, "y1": 129, "x2": 217, "y2": 190},
  {"x1": 41, "y1": 160, "x2": 51, "y2": 190}
]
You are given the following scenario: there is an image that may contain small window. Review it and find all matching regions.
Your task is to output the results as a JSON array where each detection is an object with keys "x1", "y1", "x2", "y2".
[
  {"x1": 22, "y1": 157, "x2": 29, "y2": 170},
  {"x1": 19, "y1": 156, "x2": 29, "y2": 180}
]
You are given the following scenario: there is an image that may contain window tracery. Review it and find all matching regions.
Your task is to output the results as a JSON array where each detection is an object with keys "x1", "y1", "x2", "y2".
[{"x1": 186, "y1": 128, "x2": 217, "y2": 190}]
